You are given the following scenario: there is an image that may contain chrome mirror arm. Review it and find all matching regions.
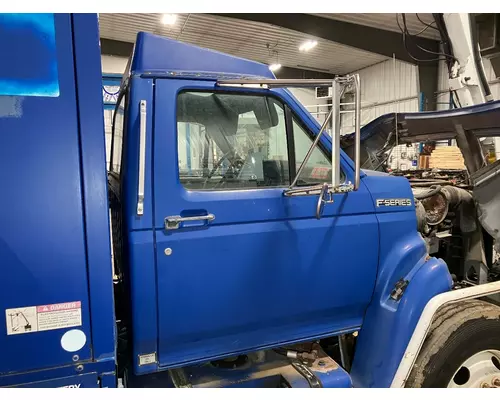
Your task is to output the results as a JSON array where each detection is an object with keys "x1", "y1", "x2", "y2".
[{"x1": 289, "y1": 85, "x2": 347, "y2": 190}]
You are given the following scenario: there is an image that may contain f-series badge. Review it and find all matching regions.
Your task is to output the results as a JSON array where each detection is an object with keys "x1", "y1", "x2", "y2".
[{"x1": 376, "y1": 198, "x2": 412, "y2": 207}]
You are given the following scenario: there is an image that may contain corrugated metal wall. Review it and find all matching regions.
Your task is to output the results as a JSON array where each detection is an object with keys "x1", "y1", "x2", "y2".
[
  {"x1": 290, "y1": 88, "x2": 328, "y2": 126},
  {"x1": 340, "y1": 59, "x2": 421, "y2": 170},
  {"x1": 341, "y1": 59, "x2": 419, "y2": 135}
]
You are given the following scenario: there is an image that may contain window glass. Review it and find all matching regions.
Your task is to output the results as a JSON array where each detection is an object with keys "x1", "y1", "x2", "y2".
[
  {"x1": 293, "y1": 119, "x2": 344, "y2": 185},
  {"x1": 177, "y1": 92, "x2": 289, "y2": 190}
]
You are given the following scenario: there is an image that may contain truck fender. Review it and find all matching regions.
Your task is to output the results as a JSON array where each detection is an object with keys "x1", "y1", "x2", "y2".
[
  {"x1": 390, "y1": 280, "x2": 500, "y2": 387},
  {"x1": 350, "y1": 253, "x2": 453, "y2": 388}
]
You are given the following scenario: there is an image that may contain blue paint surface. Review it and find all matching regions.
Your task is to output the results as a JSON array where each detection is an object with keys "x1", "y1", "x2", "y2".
[
  {"x1": 0, "y1": 13, "x2": 115, "y2": 386},
  {"x1": 0, "y1": 359, "x2": 115, "y2": 387},
  {"x1": 10, "y1": 373, "x2": 99, "y2": 388},
  {"x1": 72, "y1": 13, "x2": 116, "y2": 363},
  {"x1": 131, "y1": 32, "x2": 275, "y2": 79},
  {"x1": 0, "y1": 13, "x2": 92, "y2": 376},
  {"x1": 0, "y1": 13, "x2": 59, "y2": 97}
]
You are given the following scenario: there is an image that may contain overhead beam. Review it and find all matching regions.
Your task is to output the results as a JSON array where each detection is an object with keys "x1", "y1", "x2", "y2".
[{"x1": 211, "y1": 14, "x2": 440, "y2": 64}]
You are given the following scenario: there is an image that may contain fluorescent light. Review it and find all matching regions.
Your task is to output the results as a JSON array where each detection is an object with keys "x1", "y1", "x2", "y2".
[
  {"x1": 299, "y1": 40, "x2": 318, "y2": 52},
  {"x1": 161, "y1": 14, "x2": 177, "y2": 25},
  {"x1": 269, "y1": 63, "x2": 282, "y2": 72}
]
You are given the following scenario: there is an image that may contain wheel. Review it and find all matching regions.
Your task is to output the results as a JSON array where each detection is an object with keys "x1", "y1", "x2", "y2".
[{"x1": 406, "y1": 299, "x2": 500, "y2": 388}]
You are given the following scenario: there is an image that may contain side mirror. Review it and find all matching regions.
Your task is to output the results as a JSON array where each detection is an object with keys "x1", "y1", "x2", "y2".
[{"x1": 283, "y1": 74, "x2": 361, "y2": 218}]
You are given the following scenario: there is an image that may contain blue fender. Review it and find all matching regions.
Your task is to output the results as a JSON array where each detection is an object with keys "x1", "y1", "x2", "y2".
[{"x1": 350, "y1": 227, "x2": 453, "y2": 388}]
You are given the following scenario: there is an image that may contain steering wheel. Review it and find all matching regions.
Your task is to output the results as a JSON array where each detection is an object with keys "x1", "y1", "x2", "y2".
[
  {"x1": 213, "y1": 158, "x2": 245, "y2": 189},
  {"x1": 203, "y1": 150, "x2": 243, "y2": 189}
]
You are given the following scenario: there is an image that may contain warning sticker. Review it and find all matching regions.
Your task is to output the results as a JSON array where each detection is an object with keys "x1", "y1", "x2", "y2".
[
  {"x1": 5, "y1": 307, "x2": 38, "y2": 335},
  {"x1": 37, "y1": 302, "x2": 82, "y2": 332},
  {"x1": 5, "y1": 301, "x2": 82, "y2": 335}
]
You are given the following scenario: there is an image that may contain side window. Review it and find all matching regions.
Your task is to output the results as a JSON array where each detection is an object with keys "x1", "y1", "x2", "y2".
[
  {"x1": 292, "y1": 118, "x2": 345, "y2": 185},
  {"x1": 177, "y1": 92, "x2": 289, "y2": 190}
]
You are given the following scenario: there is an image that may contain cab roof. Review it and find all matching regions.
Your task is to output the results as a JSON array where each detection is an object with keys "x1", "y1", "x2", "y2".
[{"x1": 129, "y1": 32, "x2": 275, "y2": 80}]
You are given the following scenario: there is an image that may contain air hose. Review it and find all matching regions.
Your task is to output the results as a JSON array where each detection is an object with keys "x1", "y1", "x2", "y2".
[{"x1": 414, "y1": 185, "x2": 442, "y2": 200}]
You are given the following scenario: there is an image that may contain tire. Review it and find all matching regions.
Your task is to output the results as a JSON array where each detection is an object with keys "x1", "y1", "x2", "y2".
[{"x1": 405, "y1": 299, "x2": 500, "y2": 388}]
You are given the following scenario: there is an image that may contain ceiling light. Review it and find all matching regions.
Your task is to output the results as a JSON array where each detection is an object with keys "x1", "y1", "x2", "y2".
[
  {"x1": 161, "y1": 14, "x2": 177, "y2": 25},
  {"x1": 299, "y1": 40, "x2": 318, "y2": 52},
  {"x1": 269, "y1": 63, "x2": 282, "y2": 72}
]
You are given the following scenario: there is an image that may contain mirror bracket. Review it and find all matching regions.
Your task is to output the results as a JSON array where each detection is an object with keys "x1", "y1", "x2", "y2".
[
  {"x1": 283, "y1": 182, "x2": 353, "y2": 220},
  {"x1": 283, "y1": 182, "x2": 354, "y2": 198}
]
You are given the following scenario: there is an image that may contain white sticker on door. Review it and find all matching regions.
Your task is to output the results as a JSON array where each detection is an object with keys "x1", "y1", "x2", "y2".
[
  {"x1": 5, "y1": 301, "x2": 82, "y2": 335},
  {"x1": 5, "y1": 306, "x2": 38, "y2": 335}
]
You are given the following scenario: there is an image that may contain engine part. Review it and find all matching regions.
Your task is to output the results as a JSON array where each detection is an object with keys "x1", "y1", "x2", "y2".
[
  {"x1": 442, "y1": 185, "x2": 474, "y2": 207},
  {"x1": 421, "y1": 191, "x2": 449, "y2": 226},
  {"x1": 442, "y1": 186, "x2": 476, "y2": 233},
  {"x1": 472, "y1": 159, "x2": 500, "y2": 252},
  {"x1": 413, "y1": 185, "x2": 474, "y2": 228},
  {"x1": 409, "y1": 179, "x2": 454, "y2": 188},
  {"x1": 275, "y1": 348, "x2": 319, "y2": 363},
  {"x1": 415, "y1": 200, "x2": 428, "y2": 233},
  {"x1": 414, "y1": 185, "x2": 443, "y2": 200}
]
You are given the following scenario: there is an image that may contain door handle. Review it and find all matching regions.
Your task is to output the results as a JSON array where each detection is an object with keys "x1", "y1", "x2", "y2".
[
  {"x1": 137, "y1": 100, "x2": 147, "y2": 216},
  {"x1": 164, "y1": 214, "x2": 215, "y2": 230}
]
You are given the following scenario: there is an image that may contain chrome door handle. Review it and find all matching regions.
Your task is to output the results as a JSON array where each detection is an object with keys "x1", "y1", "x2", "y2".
[
  {"x1": 164, "y1": 214, "x2": 215, "y2": 230},
  {"x1": 137, "y1": 100, "x2": 147, "y2": 216}
]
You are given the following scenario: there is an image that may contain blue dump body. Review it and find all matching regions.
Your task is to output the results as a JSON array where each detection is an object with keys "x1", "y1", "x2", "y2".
[
  {"x1": 0, "y1": 14, "x2": 115, "y2": 387},
  {"x1": 0, "y1": 14, "x2": 454, "y2": 388}
]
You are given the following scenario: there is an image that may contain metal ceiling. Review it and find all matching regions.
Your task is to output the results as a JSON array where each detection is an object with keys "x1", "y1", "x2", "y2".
[
  {"x1": 312, "y1": 13, "x2": 441, "y2": 40},
  {"x1": 98, "y1": 13, "x2": 388, "y2": 75}
]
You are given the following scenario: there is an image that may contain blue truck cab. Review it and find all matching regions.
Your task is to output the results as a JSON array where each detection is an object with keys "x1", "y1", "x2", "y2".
[{"x1": 0, "y1": 14, "x2": 457, "y2": 388}]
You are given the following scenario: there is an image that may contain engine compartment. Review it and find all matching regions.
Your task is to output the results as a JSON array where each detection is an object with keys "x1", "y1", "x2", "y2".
[{"x1": 402, "y1": 170, "x2": 500, "y2": 285}]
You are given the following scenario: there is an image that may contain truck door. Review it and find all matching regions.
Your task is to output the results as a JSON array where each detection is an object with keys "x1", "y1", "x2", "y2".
[{"x1": 153, "y1": 79, "x2": 379, "y2": 368}]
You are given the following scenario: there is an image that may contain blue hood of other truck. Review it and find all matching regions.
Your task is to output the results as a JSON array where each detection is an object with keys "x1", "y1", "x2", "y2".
[{"x1": 341, "y1": 100, "x2": 500, "y2": 170}]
